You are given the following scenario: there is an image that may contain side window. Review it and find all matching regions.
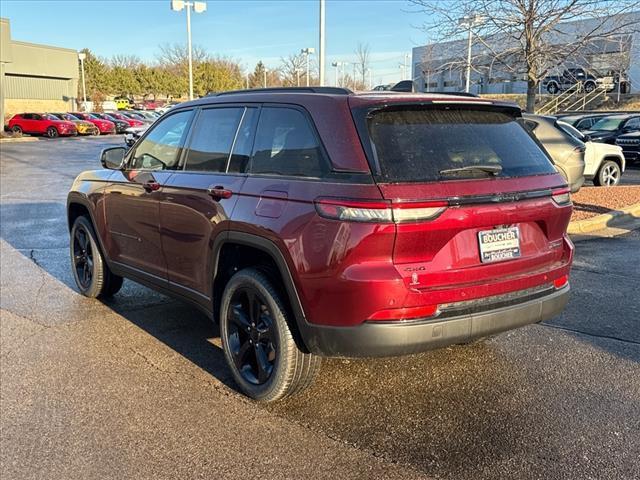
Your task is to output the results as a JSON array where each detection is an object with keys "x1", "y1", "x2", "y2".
[
  {"x1": 21, "y1": 114, "x2": 31, "y2": 120},
  {"x1": 228, "y1": 108, "x2": 258, "y2": 173},
  {"x1": 183, "y1": 108, "x2": 243, "y2": 172},
  {"x1": 32, "y1": 114, "x2": 42, "y2": 120},
  {"x1": 249, "y1": 107, "x2": 329, "y2": 178},
  {"x1": 130, "y1": 110, "x2": 192, "y2": 170},
  {"x1": 625, "y1": 117, "x2": 640, "y2": 130}
]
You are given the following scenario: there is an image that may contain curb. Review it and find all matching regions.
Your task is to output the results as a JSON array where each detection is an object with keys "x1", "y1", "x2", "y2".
[
  {"x1": 0, "y1": 136, "x2": 40, "y2": 143},
  {"x1": 568, "y1": 202, "x2": 640, "y2": 234}
]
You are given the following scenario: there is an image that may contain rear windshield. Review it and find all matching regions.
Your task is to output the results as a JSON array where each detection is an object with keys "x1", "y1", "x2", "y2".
[{"x1": 367, "y1": 107, "x2": 556, "y2": 183}]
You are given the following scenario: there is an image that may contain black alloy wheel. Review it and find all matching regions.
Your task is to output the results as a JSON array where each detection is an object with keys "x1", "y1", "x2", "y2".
[
  {"x1": 72, "y1": 225, "x2": 94, "y2": 290},
  {"x1": 227, "y1": 286, "x2": 277, "y2": 385}
]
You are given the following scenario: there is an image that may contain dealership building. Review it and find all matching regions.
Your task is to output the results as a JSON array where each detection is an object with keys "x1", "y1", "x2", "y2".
[
  {"x1": 1, "y1": 18, "x2": 79, "y2": 125},
  {"x1": 411, "y1": 12, "x2": 640, "y2": 95}
]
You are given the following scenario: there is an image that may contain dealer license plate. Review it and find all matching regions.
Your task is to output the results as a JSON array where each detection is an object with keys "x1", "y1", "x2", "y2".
[{"x1": 478, "y1": 226, "x2": 521, "y2": 263}]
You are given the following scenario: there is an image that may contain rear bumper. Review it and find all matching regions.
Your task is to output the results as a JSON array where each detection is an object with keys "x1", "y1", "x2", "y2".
[{"x1": 303, "y1": 285, "x2": 569, "y2": 357}]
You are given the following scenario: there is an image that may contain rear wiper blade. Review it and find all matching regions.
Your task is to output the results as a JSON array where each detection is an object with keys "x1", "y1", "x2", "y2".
[{"x1": 439, "y1": 165, "x2": 503, "y2": 176}]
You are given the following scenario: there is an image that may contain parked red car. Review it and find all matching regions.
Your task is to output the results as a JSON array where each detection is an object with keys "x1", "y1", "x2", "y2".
[
  {"x1": 8, "y1": 113, "x2": 77, "y2": 138},
  {"x1": 106, "y1": 111, "x2": 145, "y2": 128},
  {"x1": 71, "y1": 113, "x2": 116, "y2": 134},
  {"x1": 67, "y1": 88, "x2": 573, "y2": 401}
]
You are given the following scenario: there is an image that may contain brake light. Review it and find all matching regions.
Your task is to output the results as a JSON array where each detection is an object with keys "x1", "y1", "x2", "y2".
[
  {"x1": 551, "y1": 188, "x2": 571, "y2": 206},
  {"x1": 553, "y1": 274, "x2": 569, "y2": 289},
  {"x1": 314, "y1": 198, "x2": 447, "y2": 223}
]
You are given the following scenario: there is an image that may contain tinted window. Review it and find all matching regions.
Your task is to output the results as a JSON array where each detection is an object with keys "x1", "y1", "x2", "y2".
[
  {"x1": 131, "y1": 110, "x2": 192, "y2": 170},
  {"x1": 591, "y1": 117, "x2": 625, "y2": 131},
  {"x1": 250, "y1": 107, "x2": 328, "y2": 178},
  {"x1": 184, "y1": 108, "x2": 243, "y2": 172},
  {"x1": 229, "y1": 108, "x2": 258, "y2": 173},
  {"x1": 625, "y1": 117, "x2": 640, "y2": 130},
  {"x1": 367, "y1": 107, "x2": 556, "y2": 182}
]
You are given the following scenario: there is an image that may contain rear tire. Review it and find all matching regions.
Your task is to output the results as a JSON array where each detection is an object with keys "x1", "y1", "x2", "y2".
[
  {"x1": 594, "y1": 160, "x2": 621, "y2": 186},
  {"x1": 11, "y1": 125, "x2": 22, "y2": 135},
  {"x1": 70, "y1": 216, "x2": 123, "y2": 298},
  {"x1": 46, "y1": 126, "x2": 58, "y2": 138},
  {"x1": 584, "y1": 81, "x2": 596, "y2": 93},
  {"x1": 220, "y1": 268, "x2": 321, "y2": 402},
  {"x1": 547, "y1": 83, "x2": 559, "y2": 94}
]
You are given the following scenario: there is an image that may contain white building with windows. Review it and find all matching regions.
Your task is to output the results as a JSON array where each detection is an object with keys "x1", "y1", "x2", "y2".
[{"x1": 411, "y1": 12, "x2": 640, "y2": 95}]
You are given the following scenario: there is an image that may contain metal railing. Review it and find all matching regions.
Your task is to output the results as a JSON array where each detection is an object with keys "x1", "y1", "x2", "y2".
[
  {"x1": 536, "y1": 82, "x2": 583, "y2": 115},
  {"x1": 561, "y1": 86, "x2": 608, "y2": 113}
]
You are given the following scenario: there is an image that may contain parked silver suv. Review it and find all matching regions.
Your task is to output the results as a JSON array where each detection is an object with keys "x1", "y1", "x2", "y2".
[{"x1": 522, "y1": 114, "x2": 586, "y2": 193}]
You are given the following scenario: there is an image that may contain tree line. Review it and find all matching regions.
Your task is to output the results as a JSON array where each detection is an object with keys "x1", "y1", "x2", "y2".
[{"x1": 79, "y1": 42, "x2": 374, "y2": 104}]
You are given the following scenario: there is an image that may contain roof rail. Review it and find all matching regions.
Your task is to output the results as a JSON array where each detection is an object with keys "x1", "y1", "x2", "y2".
[
  {"x1": 428, "y1": 91, "x2": 479, "y2": 98},
  {"x1": 211, "y1": 86, "x2": 353, "y2": 97}
]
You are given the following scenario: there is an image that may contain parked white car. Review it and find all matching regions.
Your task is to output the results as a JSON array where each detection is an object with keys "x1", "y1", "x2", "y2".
[{"x1": 558, "y1": 121, "x2": 625, "y2": 186}]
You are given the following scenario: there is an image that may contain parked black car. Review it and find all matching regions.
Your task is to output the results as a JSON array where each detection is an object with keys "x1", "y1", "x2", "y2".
[
  {"x1": 616, "y1": 131, "x2": 640, "y2": 164},
  {"x1": 557, "y1": 113, "x2": 609, "y2": 131},
  {"x1": 92, "y1": 113, "x2": 129, "y2": 133},
  {"x1": 584, "y1": 114, "x2": 640, "y2": 144}
]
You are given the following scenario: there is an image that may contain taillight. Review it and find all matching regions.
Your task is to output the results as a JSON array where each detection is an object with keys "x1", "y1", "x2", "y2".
[
  {"x1": 314, "y1": 198, "x2": 447, "y2": 223},
  {"x1": 553, "y1": 274, "x2": 569, "y2": 289},
  {"x1": 368, "y1": 304, "x2": 439, "y2": 321},
  {"x1": 551, "y1": 188, "x2": 571, "y2": 206}
]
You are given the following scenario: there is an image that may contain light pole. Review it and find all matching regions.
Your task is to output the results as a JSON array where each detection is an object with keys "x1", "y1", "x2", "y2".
[
  {"x1": 458, "y1": 13, "x2": 486, "y2": 93},
  {"x1": 171, "y1": 0, "x2": 207, "y2": 101},
  {"x1": 331, "y1": 61, "x2": 344, "y2": 87},
  {"x1": 78, "y1": 52, "x2": 87, "y2": 110},
  {"x1": 263, "y1": 68, "x2": 268, "y2": 88},
  {"x1": 403, "y1": 53, "x2": 409, "y2": 80},
  {"x1": 301, "y1": 47, "x2": 315, "y2": 87},
  {"x1": 295, "y1": 68, "x2": 301, "y2": 87},
  {"x1": 319, "y1": 0, "x2": 326, "y2": 85},
  {"x1": 367, "y1": 68, "x2": 372, "y2": 90}
]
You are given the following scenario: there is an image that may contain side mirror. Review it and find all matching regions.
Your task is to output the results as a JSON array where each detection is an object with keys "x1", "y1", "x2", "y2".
[{"x1": 100, "y1": 147, "x2": 126, "y2": 170}]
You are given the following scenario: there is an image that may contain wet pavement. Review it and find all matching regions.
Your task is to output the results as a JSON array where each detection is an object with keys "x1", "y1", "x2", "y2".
[{"x1": 1, "y1": 137, "x2": 639, "y2": 479}]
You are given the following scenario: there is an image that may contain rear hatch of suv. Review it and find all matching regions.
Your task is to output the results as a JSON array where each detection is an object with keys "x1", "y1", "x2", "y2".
[{"x1": 350, "y1": 97, "x2": 573, "y2": 311}]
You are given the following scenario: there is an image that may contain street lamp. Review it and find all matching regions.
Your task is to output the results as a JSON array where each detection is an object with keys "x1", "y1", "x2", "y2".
[
  {"x1": 78, "y1": 52, "x2": 87, "y2": 111},
  {"x1": 458, "y1": 13, "x2": 486, "y2": 93},
  {"x1": 301, "y1": 47, "x2": 315, "y2": 87},
  {"x1": 171, "y1": 0, "x2": 207, "y2": 101},
  {"x1": 331, "y1": 61, "x2": 345, "y2": 87},
  {"x1": 264, "y1": 68, "x2": 268, "y2": 88}
]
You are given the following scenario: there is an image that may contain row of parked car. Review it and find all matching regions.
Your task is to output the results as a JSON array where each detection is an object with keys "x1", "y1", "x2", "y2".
[
  {"x1": 523, "y1": 112, "x2": 639, "y2": 190},
  {"x1": 5, "y1": 110, "x2": 161, "y2": 138}
]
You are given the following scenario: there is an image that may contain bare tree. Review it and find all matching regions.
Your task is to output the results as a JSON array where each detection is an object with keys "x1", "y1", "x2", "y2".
[
  {"x1": 410, "y1": 0, "x2": 640, "y2": 111},
  {"x1": 355, "y1": 43, "x2": 371, "y2": 86},
  {"x1": 280, "y1": 53, "x2": 307, "y2": 86},
  {"x1": 110, "y1": 54, "x2": 142, "y2": 69},
  {"x1": 156, "y1": 43, "x2": 209, "y2": 72}
]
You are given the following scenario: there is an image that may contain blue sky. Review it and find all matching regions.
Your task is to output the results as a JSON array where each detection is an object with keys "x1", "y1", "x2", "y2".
[{"x1": 1, "y1": 0, "x2": 430, "y2": 85}]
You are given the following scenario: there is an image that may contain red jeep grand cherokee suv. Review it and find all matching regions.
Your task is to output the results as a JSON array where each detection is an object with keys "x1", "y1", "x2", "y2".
[{"x1": 67, "y1": 88, "x2": 573, "y2": 401}]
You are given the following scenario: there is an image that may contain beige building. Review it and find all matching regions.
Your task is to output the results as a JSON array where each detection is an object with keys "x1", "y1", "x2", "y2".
[{"x1": 1, "y1": 18, "x2": 79, "y2": 125}]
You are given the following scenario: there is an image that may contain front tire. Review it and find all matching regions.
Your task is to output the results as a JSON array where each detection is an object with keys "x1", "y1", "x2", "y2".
[
  {"x1": 220, "y1": 268, "x2": 321, "y2": 402},
  {"x1": 46, "y1": 126, "x2": 58, "y2": 138},
  {"x1": 584, "y1": 81, "x2": 596, "y2": 93},
  {"x1": 594, "y1": 160, "x2": 621, "y2": 186},
  {"x1": 547, "y1": 83, "x2": 559, "y2": 94},
  {"x1": 70, "y1": 216, "x2": 123, "y2": 298}
]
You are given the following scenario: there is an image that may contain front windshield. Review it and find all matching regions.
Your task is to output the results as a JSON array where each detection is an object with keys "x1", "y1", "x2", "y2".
[
  {"x1": 62, "y1": 114, "x2": 79, "y2": 121},
  {"x1": 43, "y1": 114, "x2": 60, "y2": 121},
  {"x1": 590, "y1": 117, "x2": 624, "y2": 131}
]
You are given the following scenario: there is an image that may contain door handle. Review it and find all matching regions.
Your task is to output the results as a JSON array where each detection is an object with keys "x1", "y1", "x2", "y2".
[
  {"x1": 207, "y1": 185, "x2": 233, "y2": 199},
  {"x1": 142, "y1": 180, "x2": 160, "y2": 192}
]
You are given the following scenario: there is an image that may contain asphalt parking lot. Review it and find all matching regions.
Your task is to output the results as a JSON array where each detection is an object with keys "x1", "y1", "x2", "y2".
[{"x1": 1, "y1": 137, "x2": 639, "y2": 480}]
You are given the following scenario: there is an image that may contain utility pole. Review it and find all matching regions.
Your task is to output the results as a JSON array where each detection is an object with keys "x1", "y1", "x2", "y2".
[{"x1": 319, "y1": 0, "x2": 325, "y2": 86}]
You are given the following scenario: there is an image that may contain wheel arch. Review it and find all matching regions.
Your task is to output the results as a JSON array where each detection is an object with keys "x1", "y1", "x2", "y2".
[{"x1": 213, "y1": 232, "x2": 310, "y2": 352}]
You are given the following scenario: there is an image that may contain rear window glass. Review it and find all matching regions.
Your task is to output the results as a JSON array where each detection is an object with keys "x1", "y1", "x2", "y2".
[{"x1": 367, "y1": 108, "x2": 555, "y2": 183}]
